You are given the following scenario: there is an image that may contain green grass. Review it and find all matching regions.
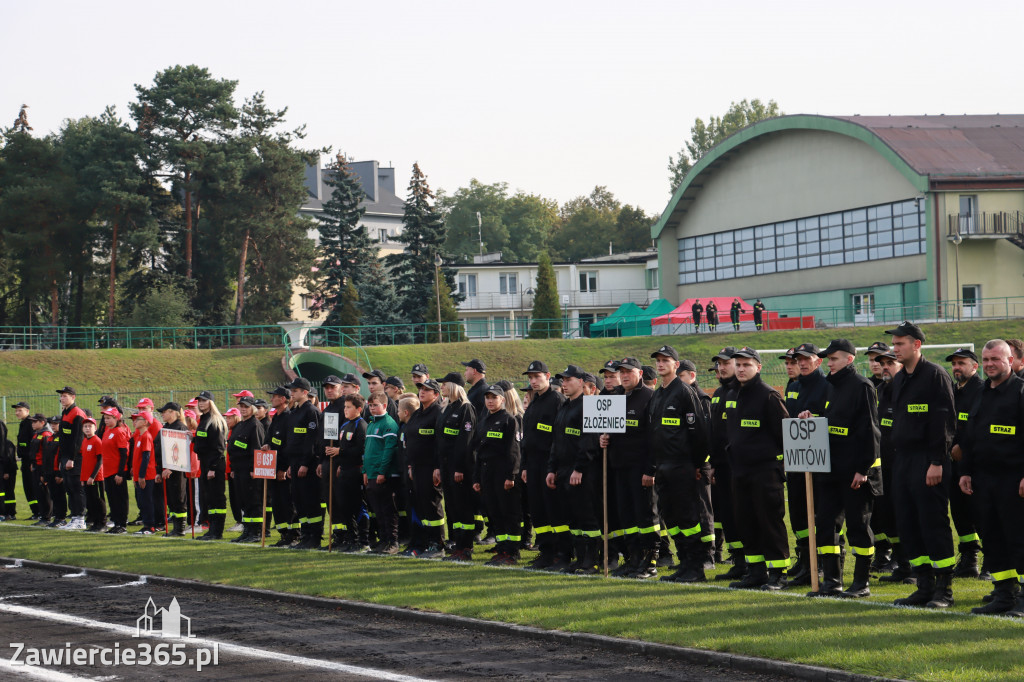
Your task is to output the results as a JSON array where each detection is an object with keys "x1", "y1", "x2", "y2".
[{"x1": 1, "y1": 481, "x2": 1022, "y2": 681}]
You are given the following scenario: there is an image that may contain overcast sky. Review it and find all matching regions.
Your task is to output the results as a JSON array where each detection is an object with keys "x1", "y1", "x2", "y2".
[{"x1": 3, "y1": 0, "x2": 1022, "y2": 215}]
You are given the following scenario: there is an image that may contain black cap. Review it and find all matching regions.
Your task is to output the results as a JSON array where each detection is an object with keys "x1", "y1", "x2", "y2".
[
  {"x1": 865, "y1": 341, "x2": 890, "y2": 357},
  {"x1": 599, "y1": 360, "x2": 619, "y2": 374},
  {"x1": 253, "y1": 399, "x2": 269, "y2": 408},
  {"x1": 945, "y1": 347, "x2": 979, "y2": 363},
  {"x1": 158, "y1": 402, "x2": 181, "y2": 413},
  {"x1": 483, "y1": 383, "x2": 506, "y2": 396},
  {"x1": 385, "y1": 376, "x2": 405, "y2": 389},
  {"x1": 497, "y1": 380, "x2": 513, "y2": 391},
  {"x1": 55, "y1": 386, "x2": 76, "y2": 396},
  {"x1": 778, "y1": 348, "x2": 796, "y2": 360},
  {"x1": 461, "y1": 359, "x2": 486, "y2": 373},
  {"x1": 818, "y1": 339, "x2": 857, "y2": 357},
  {"x1": 793, "y1": 343, "x2": 821, "y2": 358},
  {"x1": 196, "y1": 390, "x2": 215, "y2": 401},
  {"x1": 549, "y1": 376, "x2": 563, "y2": 387},
  {"x1": 416, "y1": 378, "x2": 441, "y2": 393},
  {"x1": 13, "y1": 401, "x2": 29, "y2": 409},
  {"x1": 885, "y1": 321, "x2": 926, "y2": 342},
  {"x1": 614, "y1": 357, "x2": 642, "y2": 371},
  {"x1": 582, "y1": 373, "x2": 599, "y2": 386},
  {"x1": 340, "y1": 373, "x2": 361, "y2": 386},
  {"x1": 30, "y1": 412, "x2": 47, "y2": 422},
  {"x1": 557, "y1": 364, "x2": 587, "y2": 380},
  {"x1": 321, "y1": 375, "x2": 343, "y2": 386},
  {"x1": 47, "y1": 415, "x2": 61, "y2": 424},
  {"x1": 287, "y1": 377, "x2": 312, "y2": 392},
  {"x1": 651, "y1": 345, "x2": 680, "y2": 361},
  {"x1": 731, "y1": 347, "x2": 762, "y2": 363},
  {"x1": 362, "y1": 369, "x2": 386, "y2": 382},
  {"x1": 707, "y1": 365, "x2": 717, "y2": 373},
  {"x1": 439, "y1": 371, "x2": 465, "y2": 387},
  {"x1": 642, "y1": 365, "x2": 657, "y2": 381},
  {"x1": 712, "y1": 346, "x2": 737, "y2": 362},
  {"x1": 237, "y1": 396, "x2": 257, "y2": 407},
  {"x1": 678, "y1": 359, "x2": 696, "y2": 372},
  {"x1": 411, "y1": 363, "x2": 429, "y2": 376},
  {"x1": 523, "y1": 360, "x2": 549, "y2": 374},
  {"x1": 266, "y1": 386, "x2": 290, "y2": 397}
]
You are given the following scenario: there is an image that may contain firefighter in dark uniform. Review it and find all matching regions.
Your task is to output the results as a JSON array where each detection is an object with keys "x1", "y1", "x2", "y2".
[
  {"x1": 29, "y1": 415, "x2": 53, "y2": 524},
  {"x1": 284, "y1": 377, "x2": 323, "y2": 549},
  {"x1": 864, "y1": 342, "x2": 893, "y2": 567},
  {"x1": 729, "y1": 299, "x2": 743, "y2": 331},
  {"x1": 958, "y1": 339, "x2": 1024, "y2": 615},
  {"x1": 784, "y1": 343, "x2": 832, "y2": 587},
  {"x1": 13, "y1": 402, "x2": 37, "y2": 519},
  {"x1": 753, "y1": 299, "x2": 766, "y2": 331},
  {"x1": 436, "y1": 372, "x2": 477, "y2": 561},
  {"x1": 157, "y1": 403, "x2": 190, "y2": 536},
  {"x1": 266, "y1": 386, "x2": 297, "y2": 546},
  {"x1": 708, "y1": 347, "x2": 745, "y2": 581},
  {"x1": 886, "y1": 321, "x2": 957, "y2": 608},
  {"x1": 647, "y1": 345, "x2": 711, "y2": 582},
  {"x1": 194, "y1": 391, "x2": 228, "y2": 540},
  {"x1": 227, "y1": 395, "x2": 266, "y2": 543},
  {"x1": 546, "y1": 365, "x2": 601, "y2": 573},
  {"x1": 521, "y1": 361, "x2": 566, "y2": 570},
  {"x1": 473, "y1": 384, "x2": 523, "y2": 565},
  {"x1": 691, "y1": 300, "x2": 703, "y2": 333},
  {"x1": 463, "y1": 359, "x2": 488, "y2": 417},
  {"x1": 56, "y1": 387, "x2": 87, "y2": 527},
  {"x1": 600, "y1": 357, "x2": 659, "y2": 578},
  {"x1": 725, "y1": 347, "x2": 790, "y2": 590},
  {"x1": 706, "y1": 300, "x2": 719, "y2": 332},
  {"x1": 403, "y1": 378, "x2": 446, "y2": 557},
  {"x1": 330, "y1": 394, "x2": 367, "y2": 551},
  {"x1": 946, "y1": 347, "x2": 985, "y2": 579},
  {"x1": 803, "y1": 339, "x2": 881, "y2": 598},
  {"x1": 678, "y1": 359, "x2": 716, "y2": 570},
  {"x1": 45, "y1": 415, "x2": 67, "y2": 526},
  {"x1": 319, "y1": 375, "x2": 346, "y2": 547}
]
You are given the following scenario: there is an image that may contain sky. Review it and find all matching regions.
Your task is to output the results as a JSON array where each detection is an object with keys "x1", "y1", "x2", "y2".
[{"x1": 3, "y1": 0, "x2": 1023, "y2": 216}]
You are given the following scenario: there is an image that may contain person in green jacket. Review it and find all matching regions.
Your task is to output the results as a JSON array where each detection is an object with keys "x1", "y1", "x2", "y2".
[{"x1": 363, "y1": 392, "x2": 401, "y2": 554}]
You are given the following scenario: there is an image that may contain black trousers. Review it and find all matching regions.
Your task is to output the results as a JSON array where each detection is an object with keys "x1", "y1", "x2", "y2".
[
  {"x1": 549, "y1": 466, "x2": 600, "y2": 555},
  {"x1": 693, "y1": 313, "x2": 702, "y2": 330},
  {"x1": 84, "y1": 481, "x2": 107, "y2": 527},
  {"x1": 202, "y1": 458, "x2": 227, "y2": 523},
  {"x1": 712, "y1": 464, "x2": 742, "y2": 556},
  {"x1": 272, "y1": 466, "x2": 297, "y2": 535},
  {"x1": 233, "y1": 466, "x2": 262, "y2": 527},
  {"x1": 525, "y1": 457, "x2": 553, "y2": 552},
  {"x1": 136, "y1": 479, "x2": 155, "y2": 528},
  {"x1": 2, "y1": 465, "x2": 16, "y2": 516},
  {"x1": 697, "y1": 461, "x2": 714, "y2": 555},
  {"x1": 479, "y1": 460, "x2": 523, "y2": 556},
  {"x1": 814, "y1": 474, "x2": 874, "y2": 557},
  {"x1": 328, "y1": 464, "x2": 363, "y2": 541},
  {"x1": 164, "y1": 471, "x2": 187, "y2": 523},
  {"x1": 612, "y1": 465, "x2": 660, "y2": 552},
  {"x1": 971, "y1": 470, "x2": 1024, "y2": 581},
  {"x1": 21, "y1": 459, "x2": 38, "y2": 516},
  {"x1": 366, "y1": 478, "x2": 398, "y2": 546},
  {"x1": 104, "y1": 477, "x2": 129, "y2": 527},
  {"x1": 891, "y1": 454, "x2": 955, "y2": 574},
  {"x1": 732, "y1": 468, "x2": 789, "y2": 569},
  {"x1": 656, "y1": 461, "x2": 709, "y2": 554},
  {"x1": 48, "y1": 470, "x2": 67, "y2": 519},
  {"x1": 410, "y1": 464, "x2": 444, "y2": 547},
  {"x1": 787, "y1": 471, "x2": 813, "y2": 547},
  {"x1": 290, "y1": 463, "x2": 322, "y2": 538},
  {"x1": 63, "y1": 464, "x2": 85, "y2": 517},
  {"x1": 33, "y1": 465, "x2": 51, "y2": 519},
  {"x1": 949, "y1": 460, "x2": 979, "y2": 546},
  {"x1": 872, "y1": 458, "x2": 899, "y2": 545},
  {"x1": 442, "y1": 468, "x2": 476, "y2": 550},
  {"x1": 228, "y1": 469, "x2": 242, "y2": 524}
]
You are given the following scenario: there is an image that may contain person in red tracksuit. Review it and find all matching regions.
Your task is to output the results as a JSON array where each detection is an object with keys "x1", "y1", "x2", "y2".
[
  {"x1": 100, "y1": 408, "x2": 131, "y2": 534},
  {"x1": 79, "y1": 417, "x2": 107, "y2": 532},
  {"x1": 131, "y1": 413, "x2": 157, "y2": 534}
]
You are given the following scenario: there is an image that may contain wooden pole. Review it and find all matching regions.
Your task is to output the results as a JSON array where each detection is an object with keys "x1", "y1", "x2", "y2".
[
  {"x1": 261, "y1": 479, "x2": 268, "y2": 548},
  {"x1": 805, "y1": 471, "x2": 818, "y2": 593},
  {"x1": 162, "y1": 478, "x2": 169, "y2": 535},
  {"x1": 188, "y1": 477, "x2": 195, "y2": 539},
  {"x1": 602, "y1": 446, "x2": 609, "y2": 578},
  {"x1": 328, "y1": 440, "x2": 335, "y2": 552}
]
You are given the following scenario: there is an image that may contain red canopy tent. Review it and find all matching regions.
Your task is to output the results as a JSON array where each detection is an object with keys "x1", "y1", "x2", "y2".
[{"x1": 651, "y1": 297, "x2": 813, "y2": 334}]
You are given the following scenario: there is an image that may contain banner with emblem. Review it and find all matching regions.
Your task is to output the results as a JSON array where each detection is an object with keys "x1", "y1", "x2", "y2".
[{"x1": 160, "y1": 429, "x2": 192, "y2": 472}]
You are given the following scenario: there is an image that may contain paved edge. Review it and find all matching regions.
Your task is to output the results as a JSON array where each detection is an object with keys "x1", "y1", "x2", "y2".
[{"x1": 1, "y1": 556, "x2": 899, "y2": 682}]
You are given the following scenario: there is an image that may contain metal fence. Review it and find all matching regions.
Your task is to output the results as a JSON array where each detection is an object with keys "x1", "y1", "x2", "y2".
[{"x1": 0, "y1": 325, "x2": 286, "y2": 351}]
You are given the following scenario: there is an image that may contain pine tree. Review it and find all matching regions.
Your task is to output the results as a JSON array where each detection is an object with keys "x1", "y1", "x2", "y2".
[
  {"x1": 423, "y1": 272, "x2": 465, "y2": 343},
  {"x1": 528, "y1": 252, "x2": 562, "y2": 339},
  {"x1": 357, "y1": 260, "x2": 408, "y2": 345}
]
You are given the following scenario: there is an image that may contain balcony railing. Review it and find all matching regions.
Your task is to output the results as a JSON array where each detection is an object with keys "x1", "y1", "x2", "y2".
[
  {"x1": 947, "y1": 211, "x2": 1024, "y2": 237},
  {"x1": 456, "y1": 288, "x2": 653, "y2": 311}
]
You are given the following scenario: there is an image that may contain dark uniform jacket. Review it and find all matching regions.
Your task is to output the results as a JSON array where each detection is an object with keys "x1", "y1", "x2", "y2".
[
  {"x1": 319, "y1": 398, "x2": 345, "y2": 460},
  {"x1": 472, "y1": 409, "x2": 521, "y2": 484},
  {"x1": 709, "y1": 377, "x2": 739, "y2": 470},
  {"x1": 607, "y1": 385, "x2": 654, "y2": 472},
  {"x1": 822, "y1": 364, "x2": 881, "y2": 494},
  {"x1": 193, "y1": 413, "x2": 227, "y2": 470},
  {"x1": 17, "y1": 418, "x2": 33, "y2": 461},
  {"x1": 889, "y1": 357, "x2": 955, "y2": 464},
  {"x1": 284, "y1": 401, "x2": 320, "y2": 471},
  {"x1": 548, "y1": 395, "x2": 596, "y2": 475},
  {"x1": 226, "y1": 417, "x2": 265, "y2": 472},
  {"x1": 404, "y1": 401, "x2": 442, "y2": 470},
  {"x1": 466, "y1": 380, "x2": 488, "y2": 420},
  {"x1": 877, "y1": 380, "x2": 897, "y2": 466},
  {"x1": 725, "y1": 373, "x2": 788, "y2": 477},
  {"x1": 336, "y1": 417, "x2": 366, "y2": 470},
  {"x1": 521, "y1": 387, "x2": 565, "y2": 470},
  {"x1": 787, "y1": 368, "x2": 831, "y2": 418},
  {"x1": 436, "y1": 399, "x2": 475, "y2": 476},
  {"x1": 266, "y1": 408, "x2": 290, "y2": 471},
  {"x1": 58, "y1": 404, "x2": 87, "y2": 468},
  {"x1": 960, "y1": 374, "x2": 1024, "y2": 478},
  {"x1": 647, "y1": 377, "x2": 709, "y2": 467},
  {"x1": 952, "y1": 373, "x2": 985, "y2": 447}
]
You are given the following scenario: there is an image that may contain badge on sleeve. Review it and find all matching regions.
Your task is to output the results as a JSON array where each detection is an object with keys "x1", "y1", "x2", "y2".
[
  {"x1": 345, "y1": 431, "x2": 353, "y2": 441},
  {"x1": 686, "y1": 413, "x2": 696, "y2": 424},
  {"x1": 465, "y1": 422, "x2": 473, "y2": 432},
  {"x1": 308, "y1": 421, "x2": 317, "y2": 429}
]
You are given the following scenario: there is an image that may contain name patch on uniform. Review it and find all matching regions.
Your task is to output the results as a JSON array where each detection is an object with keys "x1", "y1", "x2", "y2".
[
  {"x1": 880, "y1": 418, "x2": 893, "y2": 427},
  {"x1": 418, "y1": 428, "x2": 434, "y2": 435},
  {"x1": 787, "y1": 392, "x2": 799, "y2": 399},
  {"x1": 62, "y1": 428, "x2": 71, "y2": 434},
  {"x1": 907, "y1": 404, "x2": 928, "y2": 413},
  {"x1": 725, "y1": 401, "x2": 737, "y2": 409},
  {"x1": 711, "y1": 396, "x2": 720, "y2": 404},
  {"x1": 565, "y1": 427, "x2": 581, "y2": 436},
  {"x1": 486, "y1": 431, "x2": 503, "y2": 439},
  {"x1": 271, "y1": 437, "x2": 282, "y2": 445},
  {"x1": 293, "y1": 427, "x2": 307, "y2": 434},
  {"x1": 991, "y1": 424, "x2": 1016, "y2": 435},
  {"x1": 662, "y1": 417, "x2": 680, "y2": 426},
  {"x1": 740, "y1": 419, "x2": 760, "y2": 428},
  {"x1": 443, "y1": 427, "x2": 459, "y2": 436},
  {"x1": 958, "y1": 412, "x2": 968, "y2": 421},
  {"x1": 536, "y1": 423, "x2": 552, "y2": 432},
  {"x1": 196, "y1": 430, "x2": 208, "y2": 437},
  {"x1": 626, "y1": 419, "x2": 639, "y2": 427},
  {"x1": 829, "y1": 426, "x2": 849, "y2": 436},
  {"x1": 234, "y1": 440, "x2": 248, "y2": 449}
]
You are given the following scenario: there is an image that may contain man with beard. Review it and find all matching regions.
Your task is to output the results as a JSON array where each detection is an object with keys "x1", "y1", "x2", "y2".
[{"x1": 947, "y1": 348, "x2": 986, "y2": 579}]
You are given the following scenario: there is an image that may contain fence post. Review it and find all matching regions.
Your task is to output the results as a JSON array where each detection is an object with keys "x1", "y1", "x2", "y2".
[{"x1": 2, "y1": 395, "x2": 6, "y2": 424}]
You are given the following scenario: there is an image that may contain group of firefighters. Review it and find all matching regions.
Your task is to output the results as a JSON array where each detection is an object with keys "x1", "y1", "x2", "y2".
[{"x1": 3, "y1": 321, "x2": 1024, "y2": 615}]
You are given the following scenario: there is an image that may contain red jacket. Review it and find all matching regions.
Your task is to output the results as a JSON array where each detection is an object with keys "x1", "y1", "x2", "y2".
[
  {"x1": 101, "y1": 425, "x2": 131, "y2": 479},
  {"x1": 80, "y1": 435, "x2": 104, "y2": 482},
  {"x1": 133, "y1": 430, "x2": 156, "y2": 481}
]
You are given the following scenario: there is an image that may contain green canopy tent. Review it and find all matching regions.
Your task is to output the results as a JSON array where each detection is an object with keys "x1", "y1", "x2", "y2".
[
  {"x1": 629, "y1": 298, "x2": 675, "y2": 337},
  {"x1": 589, "y1": 302, "x2": 646, "y2": 338}
]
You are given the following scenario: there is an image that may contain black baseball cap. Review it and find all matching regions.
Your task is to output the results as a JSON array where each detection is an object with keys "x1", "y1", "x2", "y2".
[
  {"x1": 945, "y1": 347, "x2": 979, "y2": 363},
  {"x1": 642, "y1": 365, "x2": 657, "y2": 381},
  {"x1": 253, "y1": 399, "x2": 269, "y2": 408},
  {"x1": 818, "y1": 339, "x2": 857, "y2": 357},
  {"x1": 885, "y1": 321, "x2": 926, "y2": 342},
  {"x1": 30, "y1": 413, "x2": 47, "y2": 423},
  {"x1": 287, "y1": 377, "x2": 312, "y2": 392},
  {"x1": 483, "y1": 383, "x2": 506, "y2": 396},
  {"x1": 13, "y1": 401, "x2": 29, "y2": 409},
  {"x1": 712, "y1": 347, "x2": 737, "y2": 362},
  {"x1": 779, "y1": 348, "x2": 796, "y2": 360},
  {"x1": 678, "y1": 359, "x2": 696, "y2": 372},
  {"x1": 48, "y1": 415, "x2": 61, "y2": 424},
  {"x1": 731, "y1": 347, "x2": 763, "y2": 363},
  {"x1": 461, "y1": 359, "x2": 486, "y2": 373},
  {"x1": 322, "y1": 375, "x2": 343, "y2": 386},
  {"x1": 651, "y1": 345, "x2": 680, "y2": 361},
  {"x1": 599, "y1": 360, "x2": 619, "y2": 374},
  {"x1": 439, "y1": 371, "x2": 465, "y2": 387},
  {"x1": 614, "y1": 357, "x2": 642, "y2": 371},
  {"x1": 496, "y1": 380, "x2": 513, "y2": 391},
  {"x1": 55, "y1": 386, "x2": 76, "y2": 395},
  {"x1": 557, "y1": 364, "x2": 587, "y2": 380},
  {"x1": 793, "y1": 343, "x2": 821, "y2": 358},
  {"x1": 385, "y1": 376, "x2": 405, "y2": 389},
  {"x1": 158, "y1": 402, "x2": 181, "y2": 413},
  {"x1": 865, "y1": 341, "x2": 890, "y2": 357},
  {"x1": 266, "y1": 386, "x2": 290, "y2": 397},
  {"x1": 549, "y1": 376, "x2": 563, "y2": 387},
  {"x1": 340, "y1": 373, "x2": 361, "y2": 386},
  {"x1": 416, "y1": 378, "x2": 441, "y2": 393},
  {"x1": 237, "y1": 396, "x2": 257, "y2": 407},
  {"x1": 523, "y1": 360, "x2": 549, "y2": 375},
  {"x1": 582, "y1": 373, "x2": 599, "y2": 386},
  {"x1": 411, "y1": 363, "x2": 429, "y2": 376},
  {"x1": 362, "y1": 369, "x2": 386, "y2": 382},
  {"x1": 196, "y1": 390, "x2": 215, "y2": 401}
]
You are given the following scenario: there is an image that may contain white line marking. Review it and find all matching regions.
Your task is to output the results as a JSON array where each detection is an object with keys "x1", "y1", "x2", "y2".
[
  {"x1": 97, "y1": 576, "x2": 147, "y2": 589},
  {"x1": 3, "y1": 558, "x2": 24, "y2": 568},
  {"x1": 61, "y1": 570, "x2": 87, "y2": 578},
  {"x1": 0, "y1": 603, "x2": 434, "y2": 681},
  {"x1": 0, "y1": 656, "x2": 108, "y2": 681},
  {"x1": 0, "y1": 594, "x2": 42, "y2": 600}
]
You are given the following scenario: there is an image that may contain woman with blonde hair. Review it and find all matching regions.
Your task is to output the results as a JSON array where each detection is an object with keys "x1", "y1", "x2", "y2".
[
  {"x1": 193, "y1": 392, "x2": 228, "y2": 540},
  {"x1": 437, "y1": 373, "x2": 477, "y2": 560}
]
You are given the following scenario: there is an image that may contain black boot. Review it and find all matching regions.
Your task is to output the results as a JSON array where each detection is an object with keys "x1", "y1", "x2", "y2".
[
  {"x1": 630, "y1": 547, "x2": 660, "y2": 579},
  {"x1": 953, "y1": 541, "x2": 980, "y2": 578},
  {"x1": 230, "y1": 523, "x2": 253, "y2": 543},
  {"x1": 527, "y1": 546, "x2": 556, "y2": 570},
  {"x1": 762, "y1": 565, "x2": 788, "y2": 591},
  {"x1": 1005, "y1": 589, "x2": 1024, "y2": 618},
  {"x1": 272, "y1": 528, "x2": 297, "y2": 547},
  {"x1": 166, "y1": 517, "x2": 185, "y2": 537},
  {"x1": 730, "y1": 561, "x2": 768, "y2": 589},
  {"x1": 657, "y1": 535, "x2": 675, "y2": 567},
  {"x1": 979, "y1": 551, "x2": 992, "y2": 581},
  {"x1": 879, "y1": 542, "x2": 916, "y2": 584},
  {"x1": 807, "y1": 554, "x2": 843, "y2": 597},
  {"x1": 612, "y1": 541, "x2": 642, "y2": 577},
  {"x1": 573, "y1": 538, "x2": 599, "y2": 575},
  {"x1": 926, "y1": 572, "x2": 954, "y2": 608},
  {"x1": 716, "y1": 552, "x2": 747, "y2": 581},
  {"x1": 894, "y1": 570, "x2": 935, "y2": 606},
  {"x1": 562, "y1": 537, "x2": 586, "y2": 573},
  {"x1": 971, "y1": 578, "x2": 1019, "y2": 614},
  {"x1": 870, "y1": 540, "x2": 893, "y2": 572},
  {"x1": 841, "y1": 555, "x2": 873, "y2": 598},
  {"x1": 786, "y1": 546, "x2": 813, "y2": 587}
]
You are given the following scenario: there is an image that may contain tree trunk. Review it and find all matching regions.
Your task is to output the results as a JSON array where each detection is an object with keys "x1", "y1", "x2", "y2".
[
  {"x1": 108, "y1": 214, "x2": 119, "y2": 326},
  {"x1": 234, "y1": 229, "x2": 250, "y2": 326},
  {"x1": 184, "y1": 171, "x2": 193, "y2": 279}
]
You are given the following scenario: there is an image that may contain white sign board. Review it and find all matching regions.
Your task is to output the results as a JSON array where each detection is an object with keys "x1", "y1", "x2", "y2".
[
  {"x1": 783, "y1": 417, "x2": 831, "y2": 473},
  {"x1": 582, "y1": 395, "x2": 627, "y2": 433},
  {"x1": 160, "y1": 429, "x2": 192, "y2": 473},
  {"x1": 323, "y1": 412, "x2": 339, "y2": 440}
]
